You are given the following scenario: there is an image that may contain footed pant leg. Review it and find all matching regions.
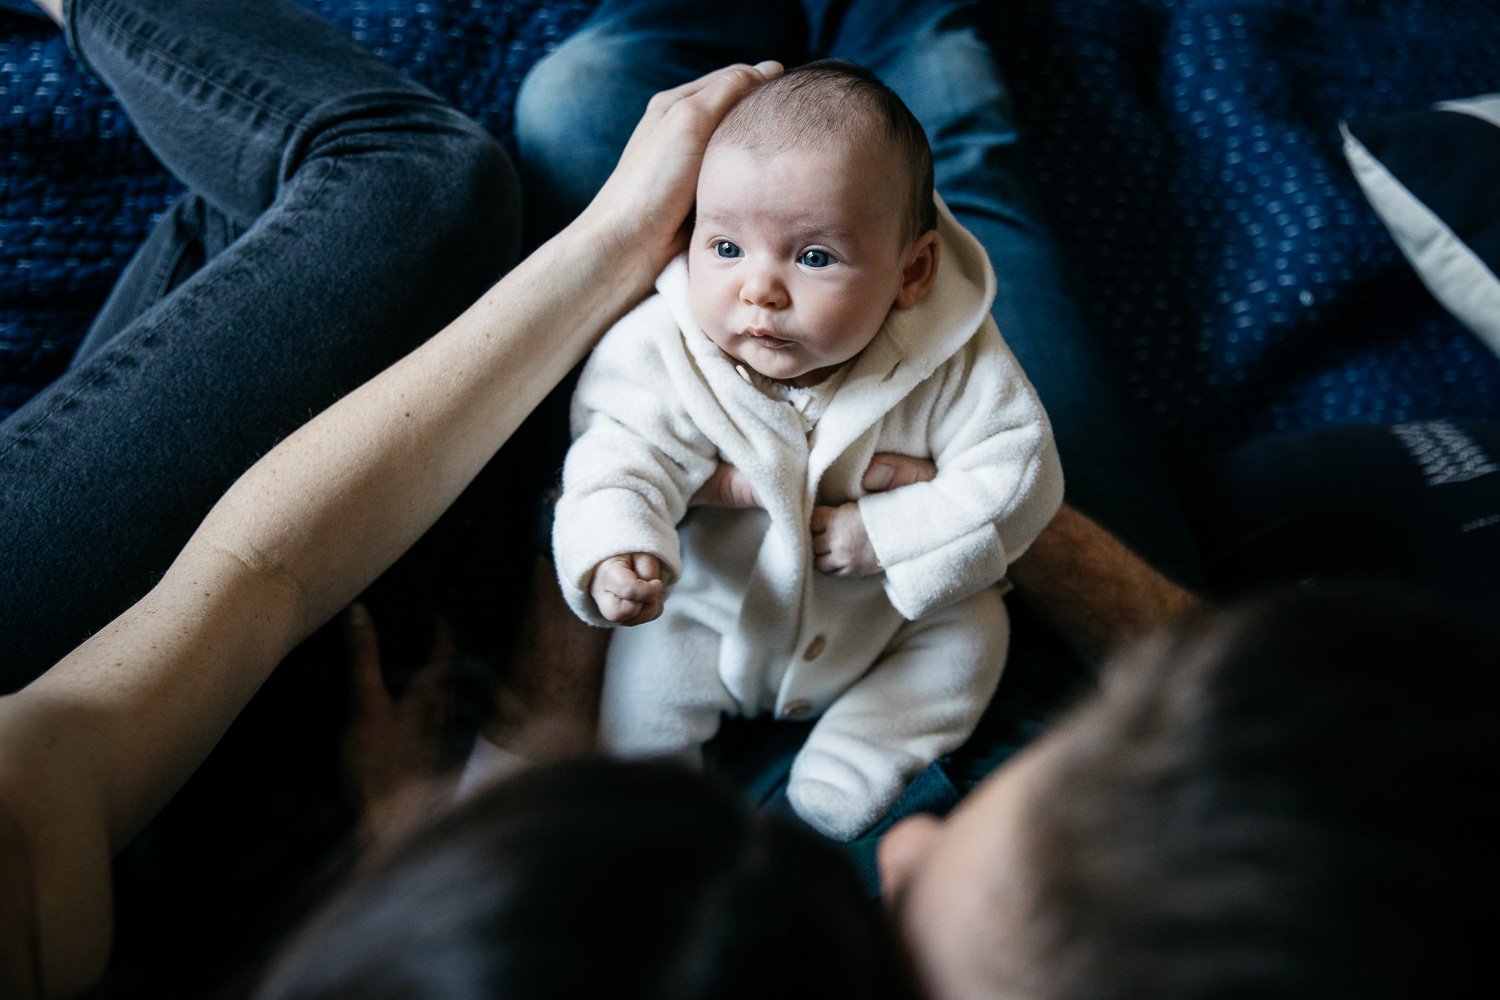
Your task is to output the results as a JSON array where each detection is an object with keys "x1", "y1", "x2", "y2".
[
  {"x1": 788, "y1": 587, "x2": 1009, "y2": 841},
  {"x1": 598, "y1": 612, "x2": 739, "y2": 766},
  {"x1": 0, "y1": 0, "x2": 518, "y2": 690},
  {"x1": 823, "y1": 0, "x2": 1204, "y2": 586}
]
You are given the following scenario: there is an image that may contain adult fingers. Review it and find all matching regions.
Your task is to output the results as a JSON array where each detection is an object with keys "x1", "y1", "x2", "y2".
[
  {"x1": 641, "y1": 60, "x2": 784, "y2": 124},
  {"x1": 809, "y1": 504, "x2": 832, "y2": 533},
  {"x1": 346, "y1": 603, "x2": 390, "y2": 713},
  {"x1": 587, "y1": 61, "x2": 782, "y2": 266},
  {"x1": 690, "y1": 462, "x2": 762, "y2": 509},
  {"x1": 812, "y1": 532, "x2": 832, "y2": 556},
  {"x1": 862, "y1": 453, "x2": 937, "y2": 493}
]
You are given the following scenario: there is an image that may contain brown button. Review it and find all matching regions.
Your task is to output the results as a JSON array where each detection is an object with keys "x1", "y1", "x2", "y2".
[
  {"x1": 802, "y1": 635, "x2": 827, "y2": 661},
  {"x1": 782, "y1": 699, "x2": 812, "y2": 720}
]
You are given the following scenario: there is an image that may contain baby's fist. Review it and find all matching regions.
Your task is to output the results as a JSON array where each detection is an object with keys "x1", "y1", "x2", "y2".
[
  {"x1": 590, "y1": 553, "x2": 665, "y2": 625},
  {"x1": 811, "y1": 503, "x2": 881, "y2": 577}
]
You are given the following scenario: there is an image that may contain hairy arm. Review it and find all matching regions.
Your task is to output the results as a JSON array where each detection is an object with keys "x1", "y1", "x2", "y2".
[
  {"x1": 1008, "y1": 502, "x2": 1204, "y2": 663},
  {"x1": 0, "y1": 62, "x2": 780, "y2": 998}
]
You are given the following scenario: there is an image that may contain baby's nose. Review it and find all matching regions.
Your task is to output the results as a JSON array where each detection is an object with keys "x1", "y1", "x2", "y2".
[{"x1": 740, "y1": 265, "x2": 789, "y2": 309}]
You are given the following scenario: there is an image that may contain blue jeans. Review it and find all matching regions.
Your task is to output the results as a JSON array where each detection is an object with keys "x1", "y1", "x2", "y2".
[
  {"x1": 515, "y1": 0, "x2": 1204, "y2": 587},
  {"x1": 0, "y1": 0, "x2": 519, "y2": 690}
]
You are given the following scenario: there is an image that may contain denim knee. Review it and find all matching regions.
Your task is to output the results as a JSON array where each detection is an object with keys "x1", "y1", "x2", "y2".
[
  {"x1": 417, "y1": 107, "x2": 521, "y2": 275},
  {"x1": 869, "y1": 12, "x2": 1021, "y2": 187},
  {"x1": 283, "y1": 91, "x2": 520, "y2": 274},
  {"x1": 515, "y1": 31, "x2": 645, "y2": 242}
]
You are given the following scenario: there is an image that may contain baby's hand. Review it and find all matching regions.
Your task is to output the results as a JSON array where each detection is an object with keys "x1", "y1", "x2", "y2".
[
  {"x1": 811, "y1": 503, "x2": 881, "y2": 577},
  {"x1": 590, "y1": 553, "x2": 665, "y2": 625}
]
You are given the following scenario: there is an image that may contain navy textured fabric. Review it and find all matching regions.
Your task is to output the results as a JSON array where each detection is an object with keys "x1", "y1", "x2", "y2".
[
  {"x1": 0, "y1": 0, "x2": 598, "y2": 419},
  {"x1": 992, "y1": 0, "x2": 1500, "y2": 456}
]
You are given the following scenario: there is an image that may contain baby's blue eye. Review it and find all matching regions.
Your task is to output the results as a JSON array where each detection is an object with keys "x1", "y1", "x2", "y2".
[
  {"x1": 799, "y1": 249, "x2": 833, "y2": 268},
  {"x1": 714, "y1": 240, "x2": 743, "y2": 259}
]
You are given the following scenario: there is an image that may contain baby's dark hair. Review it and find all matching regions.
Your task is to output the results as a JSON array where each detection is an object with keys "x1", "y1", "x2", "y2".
[{"x1": 713, "y1": 59, "x2": 936, "y2": 245}]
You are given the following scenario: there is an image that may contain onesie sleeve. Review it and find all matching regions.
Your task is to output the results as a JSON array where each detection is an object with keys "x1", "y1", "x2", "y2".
[
  {"x1": 858, "y1": 325, "x2": 1064, "y2": 620},
  {"x1": 552, "y1": 298, "x2": 720, "y2": 626}
]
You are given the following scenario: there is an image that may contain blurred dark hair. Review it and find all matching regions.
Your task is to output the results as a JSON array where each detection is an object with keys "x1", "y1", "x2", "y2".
[
  {"x1": 1007, "y1": 583, "x2": 1498, "y2": 999},
  {"x1": 253, "y1": 758, "x2": 922, "y2": 1000}
]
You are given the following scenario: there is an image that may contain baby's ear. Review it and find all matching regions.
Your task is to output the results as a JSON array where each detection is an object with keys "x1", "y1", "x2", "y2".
[{"x1": 894, "y1": 231, "x2": 940, "y2": 310}]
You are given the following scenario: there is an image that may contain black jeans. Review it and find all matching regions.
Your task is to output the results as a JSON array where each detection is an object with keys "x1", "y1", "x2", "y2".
[{"x1": 0, "y1": 0, "x2": 519, "y2": 689}]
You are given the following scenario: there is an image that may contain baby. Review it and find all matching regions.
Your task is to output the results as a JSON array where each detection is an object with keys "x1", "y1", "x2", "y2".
[{"x1": 553, "y1": 61, "x2": 1063, "y2": 840}]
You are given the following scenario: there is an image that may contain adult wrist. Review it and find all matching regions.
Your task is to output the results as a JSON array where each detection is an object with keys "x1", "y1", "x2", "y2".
[{"x1": 568, "y1": 200, "x2": 678, "y2": 299}]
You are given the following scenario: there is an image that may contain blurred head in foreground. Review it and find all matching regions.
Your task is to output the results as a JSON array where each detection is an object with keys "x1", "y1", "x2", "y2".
[
  {"x1": 259, "y1": 583, "x2": 1496, "y2": 999},
  {"x1": 255, "y1": 757, "x2": 920, "y2": 1000},
  {"x1": 880, "y1": 583, "x2": 1497, "y2": 999}
]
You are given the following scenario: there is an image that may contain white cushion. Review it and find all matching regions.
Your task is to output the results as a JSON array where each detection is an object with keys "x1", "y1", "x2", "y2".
[{"x1": 1343, "y1": 94, "x2": 1500, "y2": 357}]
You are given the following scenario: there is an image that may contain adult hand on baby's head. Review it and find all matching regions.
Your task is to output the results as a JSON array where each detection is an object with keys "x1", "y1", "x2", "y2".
[
  {"x1": 812, "y1": 503, "x2": 882, "y2": 577},
  {"x1": 578, "y1": 61, "x2": 783, "y2": 274},
  {"x1": 590, "y1": 553, "x2": 666, "y2": 626}
]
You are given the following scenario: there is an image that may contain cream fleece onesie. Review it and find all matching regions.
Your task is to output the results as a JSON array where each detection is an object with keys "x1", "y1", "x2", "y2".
[{"x1": 553, "y1": 202, "x2": 1063, "y2": 840}]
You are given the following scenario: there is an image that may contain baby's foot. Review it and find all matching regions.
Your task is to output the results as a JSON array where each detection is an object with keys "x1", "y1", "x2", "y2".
[{"x1": 787, "y1": 752, "x2": 911, "y2": 841}]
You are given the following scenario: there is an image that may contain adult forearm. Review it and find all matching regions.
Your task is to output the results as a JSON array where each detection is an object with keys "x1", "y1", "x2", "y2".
[
  {"x1": 201, "y1": 219, "x2": 657, "y2": 637},
  {"x1": 1009, "y1": 502, "x2": 1204, "y2": 663},
  {"x1": 1, "y1": 64, "x2": 780, "y2": 996},
  {"x1": 0, "y1": 201, "x2": 658, "y2": 1000}
]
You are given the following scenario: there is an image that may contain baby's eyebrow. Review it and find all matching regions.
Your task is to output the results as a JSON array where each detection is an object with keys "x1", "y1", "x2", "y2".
[
  {"x1": 695, "y1": 210, "x2": 857, "y2": 245},
  {"x1": 693, "y1": 210, "x2": 737, "y2": 229},
  {"x1": 788, "y1": 221, "x2": 857, "y2": 244}
]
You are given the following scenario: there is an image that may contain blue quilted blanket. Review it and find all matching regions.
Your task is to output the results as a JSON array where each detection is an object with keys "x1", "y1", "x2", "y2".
[
  {"x1": 994, "y1": 0, "x2": 1500, "y2": 455},
  {"x1": 4, "y1": 0, "x2": 1499, "y2": 456}
]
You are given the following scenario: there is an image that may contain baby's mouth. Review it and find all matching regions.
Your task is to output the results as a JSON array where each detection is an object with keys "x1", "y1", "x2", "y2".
[{"x1": 743, "y1": 327, "x2": 793, "y2": 347}]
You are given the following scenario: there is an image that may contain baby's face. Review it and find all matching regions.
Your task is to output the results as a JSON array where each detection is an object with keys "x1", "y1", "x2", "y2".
[{"x1": 688, "y1": 138, "x2": 921, "y2": 388}]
